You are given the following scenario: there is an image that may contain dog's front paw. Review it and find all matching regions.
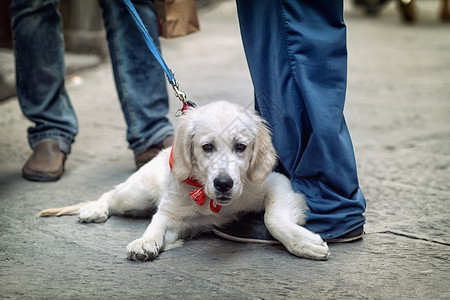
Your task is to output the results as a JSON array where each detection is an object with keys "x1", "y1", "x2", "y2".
[
  {"x1": 127, "y1": 238, "x2": 160, "y2": 262},
  {"x1": 78, "y1": 202, "x2": 109, "y2": 223},
  {"x1": 284, "y1": 228, "x2": 330, "y2": 260},
  {"x1": 291, "y1": 234, "x2": 330, "y2": 261}
]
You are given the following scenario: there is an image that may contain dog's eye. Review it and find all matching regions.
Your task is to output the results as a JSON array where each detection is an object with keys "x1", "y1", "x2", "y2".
[
  {"x1": 202, "y1": 143, "x2": 214, "y2": 153},
  {"x1": 235, "y1": 143, "x2": 246, "y2": 153}
]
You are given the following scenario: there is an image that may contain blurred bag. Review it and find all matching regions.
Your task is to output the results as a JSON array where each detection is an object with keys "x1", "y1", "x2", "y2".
[{"x1": 154, "y1": 0, "x2": 200, "y2": 38}]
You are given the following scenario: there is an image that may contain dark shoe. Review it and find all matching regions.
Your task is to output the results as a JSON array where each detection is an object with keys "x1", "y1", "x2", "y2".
[
  {"x1": 398, "y1": 0, "x2": 417, "y2": 23},
  {"x1": 325, "y1": 226, "x2": 365, "y2": 243},
  {"x1": 213, "y1": 212, "x2": 364, "y2": 244},
  {"x1": 135, "y1": 136, "x2": 174, "y2": 169},
  {"x1": 212, "y1": 212, "x2": 280, "y2": 245},
  {"x1": 22, "y1": 140, "x2": 66, "y2": 182},
  {"x1": 440, "y1": 1, "x2": 450, "y2": 22}
]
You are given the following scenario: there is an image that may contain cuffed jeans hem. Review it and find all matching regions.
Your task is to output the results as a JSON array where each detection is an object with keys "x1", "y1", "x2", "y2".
[
  {"x1": 131, "y1": 124, "x2": 174, "y2": 155},
  {"x1": 28, "y1": 130, "x2": 74, "y2": 154},
  {"x1": 309, "y1": 219, "x2": 366, "y2": 241}
]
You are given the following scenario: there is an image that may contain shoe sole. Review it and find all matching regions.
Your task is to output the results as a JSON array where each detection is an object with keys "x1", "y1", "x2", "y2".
[
  {"x1": 212, "y1": 229, "x2": 281, "y2": 245},
  {"x1": 325, "y1": 232, "x2": 364, "y2": 243},
  {"x1": 22, "y1": 173, "x2": 62, "y2": 182},
  {"x1": 22, "y1": 165, "x2": 64, "y2": 182}
]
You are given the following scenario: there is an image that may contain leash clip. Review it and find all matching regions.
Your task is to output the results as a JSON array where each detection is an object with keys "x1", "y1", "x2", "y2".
[
  {"x1": 171, "y1": 80, "x2": 187, "y2": 103},
  {"x1": 171, "y1": 77, "x2": 196, "y2": 117}
]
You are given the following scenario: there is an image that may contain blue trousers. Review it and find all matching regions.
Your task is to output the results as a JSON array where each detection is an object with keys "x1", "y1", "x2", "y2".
[
  {"x1": 236, "y1": 0, "x2": 366, "y2": 239},
  {"x1": 10, "y1": 0, "x2": 173, "y2": 155}
]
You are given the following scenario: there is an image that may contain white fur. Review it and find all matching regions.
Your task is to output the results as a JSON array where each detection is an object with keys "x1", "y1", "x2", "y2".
[{"x1": 42, "y1": 101, "x2": 330, "y2": 261}]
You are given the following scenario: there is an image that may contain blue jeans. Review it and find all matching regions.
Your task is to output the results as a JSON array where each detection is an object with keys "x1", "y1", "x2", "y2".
[
  {"x1": 10, "y1": 0, "x2": 173, "y2": 155},
  {"x1": 236, "y1": 0, "x2": 366, "y2": 239}
]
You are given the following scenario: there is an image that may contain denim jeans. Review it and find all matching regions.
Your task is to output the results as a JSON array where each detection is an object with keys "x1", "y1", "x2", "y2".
[
  {"x1": 236, "y1": 0, "x2": 366, "y2": 239},
  {"x1": 10, "y1": 0, "x2": 173, "y2": 155}
]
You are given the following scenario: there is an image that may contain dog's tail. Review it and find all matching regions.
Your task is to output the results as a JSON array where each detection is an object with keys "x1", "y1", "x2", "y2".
[{"x1": 36, "y1": 202, "x2": 92, "y2": 218}]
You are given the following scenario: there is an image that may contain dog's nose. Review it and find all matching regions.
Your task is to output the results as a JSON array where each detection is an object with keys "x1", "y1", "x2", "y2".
[{"x1": 214, "y1": 176, "x2": 233, "y2": 193}]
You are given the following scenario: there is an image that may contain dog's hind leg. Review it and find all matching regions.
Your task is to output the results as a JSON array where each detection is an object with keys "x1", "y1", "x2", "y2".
[
  {"x1": 79, "y1": 169, "x2": 164, "y2": 223},
  {"x1": 37, "y1": 149, "x2": 170, "y2": 222}
]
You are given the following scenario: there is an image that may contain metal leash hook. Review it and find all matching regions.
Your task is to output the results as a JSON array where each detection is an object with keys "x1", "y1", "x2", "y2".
[{"x1": 171, "y1": 76, "x2": 196, "y2": 117}]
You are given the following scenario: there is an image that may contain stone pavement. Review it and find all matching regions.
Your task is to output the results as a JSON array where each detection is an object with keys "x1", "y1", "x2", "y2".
[{"x1": 0, "y1": 1, "x2": 449, "y2": 299}]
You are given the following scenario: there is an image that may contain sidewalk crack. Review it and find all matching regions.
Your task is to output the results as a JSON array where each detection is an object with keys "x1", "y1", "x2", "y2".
[{"x1": 378, "y1": 230, "x2": 450, "y2": 246}]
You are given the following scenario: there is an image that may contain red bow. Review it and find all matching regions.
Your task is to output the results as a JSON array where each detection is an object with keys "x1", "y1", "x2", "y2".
[{"x1": 169, "y1": 147, "x2": 222, "y2": 213}]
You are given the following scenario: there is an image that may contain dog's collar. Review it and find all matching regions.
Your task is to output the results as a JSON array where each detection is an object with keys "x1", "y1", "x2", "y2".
[{"x1": 169, "y1": 146, "x2": 222, "y2": 213}]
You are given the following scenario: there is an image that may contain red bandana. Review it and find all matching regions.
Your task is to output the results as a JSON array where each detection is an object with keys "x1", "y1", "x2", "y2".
[{"x1": 169, "y1": 146, "x2": 222, "y2": 213}]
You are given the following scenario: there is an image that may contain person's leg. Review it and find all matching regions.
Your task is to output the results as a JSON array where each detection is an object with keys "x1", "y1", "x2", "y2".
[
  {"x1": 10, "y1": 0, "x2": 77, "y2": 154},
  {"x1": 98, "y1": 0, "x2": 174, "y2": 166},
  {"x1": 10, "y1": 0, "x2": 77, "y2": 181},
  {"x1": 235, "y1": 0, "x2": 366, "y2": 240}
]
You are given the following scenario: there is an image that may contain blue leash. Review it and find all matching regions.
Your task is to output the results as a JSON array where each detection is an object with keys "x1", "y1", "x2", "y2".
[{"x1": 123, "y1": 0, "x2": 196, "y2": 112}]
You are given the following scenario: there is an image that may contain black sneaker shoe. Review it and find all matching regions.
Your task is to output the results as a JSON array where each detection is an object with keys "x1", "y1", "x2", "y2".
[
  {"x1": 212, "y1": 212, "x2": 280, "y2": 245},
  {"x1": 324, "y1": 226, "x2": 365, "y2": 243},
  {"x1": 213, "y1": 212, "x2": 364, "y2": 244}
]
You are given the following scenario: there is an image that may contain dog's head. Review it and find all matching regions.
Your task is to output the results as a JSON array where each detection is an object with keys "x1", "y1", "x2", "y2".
[{"x1": 171, "y1": 101, "x2": 276, "y2": 206}]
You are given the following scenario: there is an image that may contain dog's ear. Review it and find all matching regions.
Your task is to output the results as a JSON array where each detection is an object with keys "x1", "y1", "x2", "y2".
[
  {"x1": 247, "y1": 116, "x2": 277, "y2": 184},
  {"x1": 171, "y1": 117, "x2": 194, "y2": 181}
]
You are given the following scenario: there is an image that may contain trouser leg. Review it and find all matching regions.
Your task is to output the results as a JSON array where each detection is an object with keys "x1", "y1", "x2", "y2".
[
  {"x1": 10, "y1": 0, "x2": 77, "y2": 154},
  {"x1": 98, "y1": 0, "x2": 173, "y2": 155},
  {"x1": 236, "y1": 0, "x2": 366, "y2": 239}
]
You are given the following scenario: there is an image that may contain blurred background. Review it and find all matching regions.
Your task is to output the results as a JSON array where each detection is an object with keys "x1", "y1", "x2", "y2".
[{"x1": 0, "y1": 0, "x2": 449, "y2": 101}]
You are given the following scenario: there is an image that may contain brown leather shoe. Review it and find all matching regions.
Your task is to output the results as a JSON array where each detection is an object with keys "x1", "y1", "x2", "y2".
[
  {"x1": 398, "y1": 0, "x2": 417, "y2": 23},
  {"x1": 441, "y1": 0, "x2": 450, "y2": 21},
  {"x1": 22, "y1": 140, "x2": 66, "y2": 182},
  {"x1": 135, "y1": 136, "x2": 174, "y2": 169}
]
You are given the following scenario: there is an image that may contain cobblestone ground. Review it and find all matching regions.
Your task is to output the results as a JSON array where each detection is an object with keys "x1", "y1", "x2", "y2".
[{"x1": 0, "y1": 1, "x2": 449, "y2": 299}]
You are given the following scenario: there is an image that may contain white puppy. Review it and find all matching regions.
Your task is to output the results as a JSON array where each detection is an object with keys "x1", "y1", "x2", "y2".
[{"x1": 38, "y1": 101, "x2": 330, "y2": 261}]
